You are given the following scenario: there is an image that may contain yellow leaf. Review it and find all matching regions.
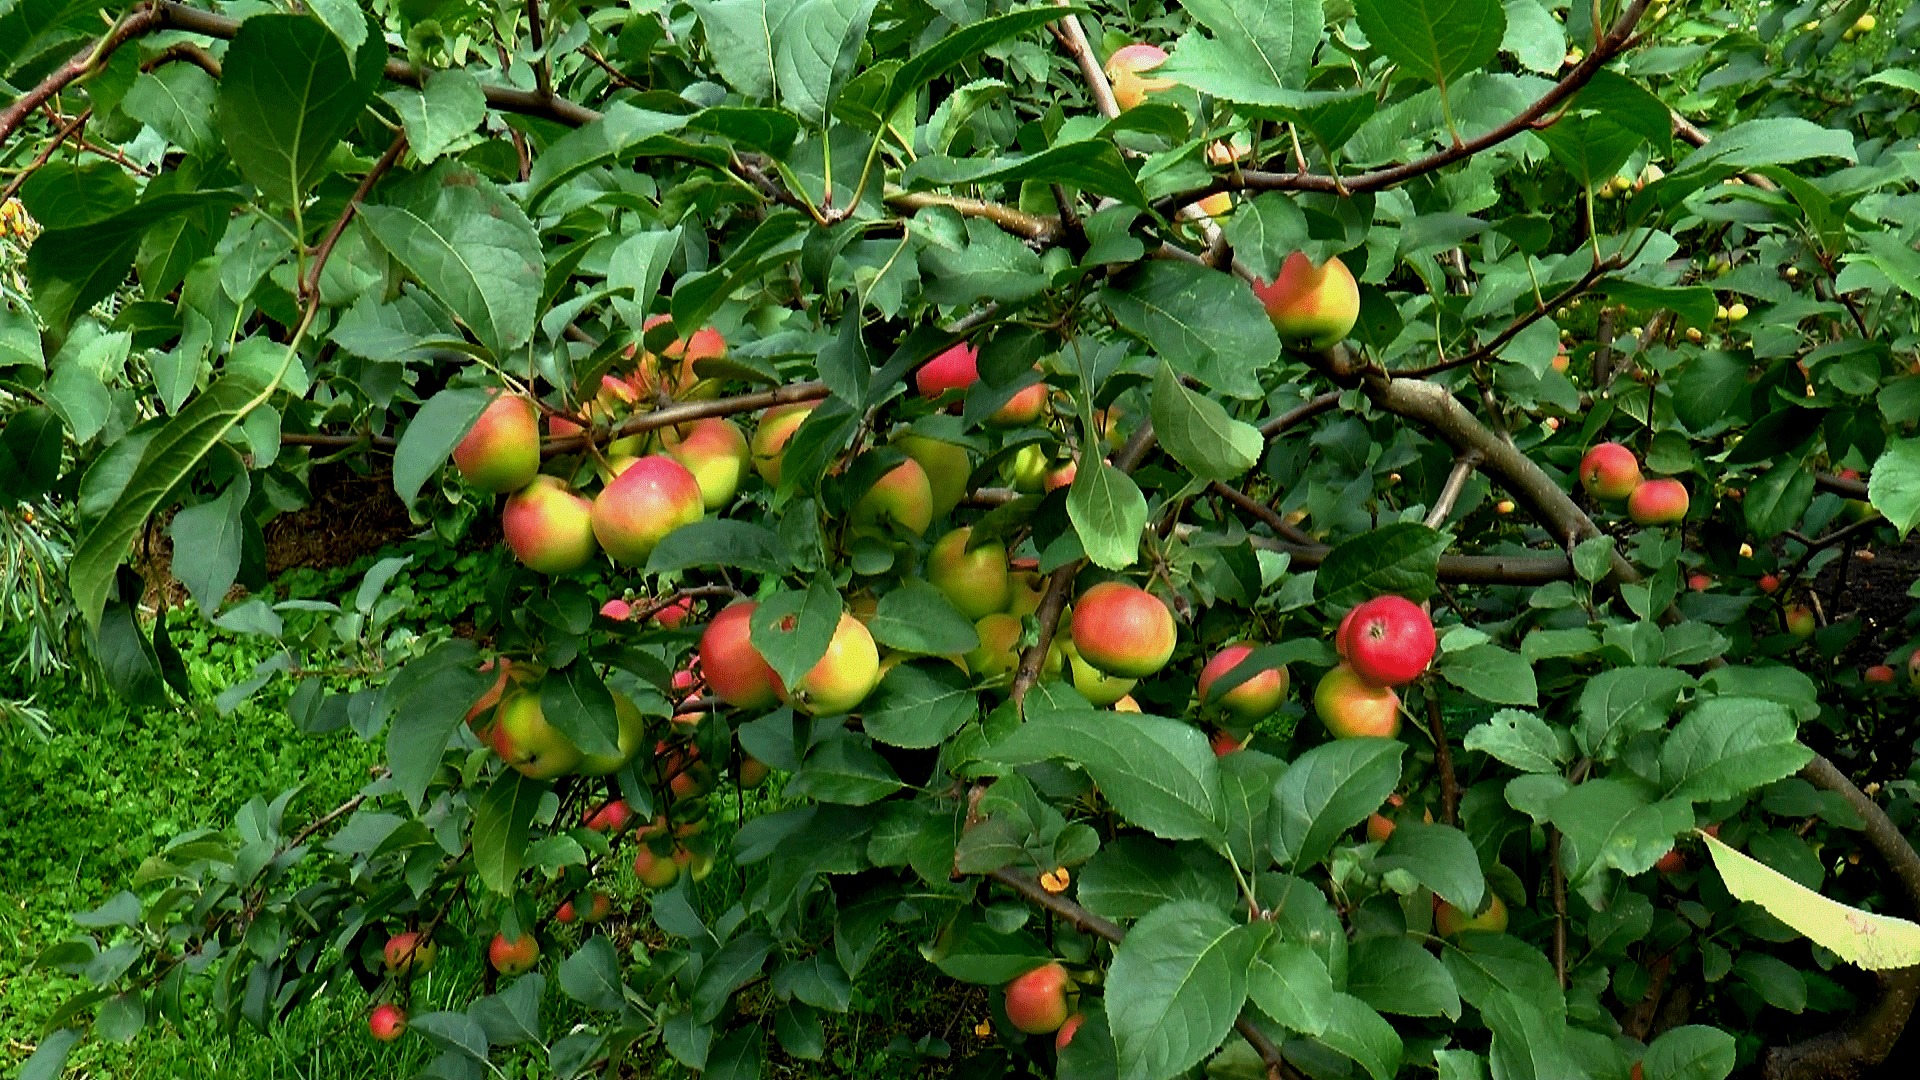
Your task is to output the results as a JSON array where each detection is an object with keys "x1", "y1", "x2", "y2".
[{"x1": 1701, "y1": 830, "x2": 1920, "y2": 970}]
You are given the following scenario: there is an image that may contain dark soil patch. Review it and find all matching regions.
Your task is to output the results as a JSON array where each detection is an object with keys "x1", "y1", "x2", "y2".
[{"x1": 262, "y1": 463, "x2": 423, "y2": 576}]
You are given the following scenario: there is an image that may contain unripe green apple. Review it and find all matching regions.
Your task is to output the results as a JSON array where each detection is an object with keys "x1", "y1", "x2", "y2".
[
  {"x1": 502, "y1": 476, "x2": 599, "y2": 574},
  {"x1": 894, "y1": 432, "x2": 973, "y2": 519},
  {"x1": 1627, "y1": 477, "x2": 1689, "y2": 525},
  {"x1": 591, "y1": 454, "x2": 704, "y2": 564},
  {"x1": 851, "y1": 459, "x2": 934, "y2": 537},
  {"x1": 750, "y1": 402, "x2": 815, "y2": 486},
  {"x1": 490, "y1": 691, "x2": 584, "y2": 779},
  {"x1": 453, "y1": 393, "x2": 541, "y2": 493},
  {"x1": 1067, "y1": 645, "x2": 1137, "y2": 706},
  {"x1": 928, "y1": 528, "x2": 1012, "y2": 619},
  {"x1": 1006, "y1": 564, "x2": 1046, "y2": 617},
  {"x1": 1197, "y1": 643, "x2": 1288, "y2": 721},
  {"x1": 1103, "y1": 43, "x2": 1173, "y2": 112},
  {"x1": 1251, "y1": 253, "x2": 1360, "y2": 349},
  {"x1": 1435, "y1": 895, "x2": 1509, "y2": 937},
  {"x1": 1579, "y1": 442, "x2": 1643, "y2": 501},
  {"x1": 1006, "y1": 444, "x2": 1050, "y2": 492},
  {"x1": 382, "y1": 931, "x2": 437, "y2": 975},
  {"x1": 699, "y1": 602, "x2": 780, "y2": 709},
  {"x1": 660, "y1": 417, "x2": 750, "y2": 510},
  {"x1": 488, "y1": 931, "x2": 540, "y2": 975},
  {"x1": 632, "y1": 842, "x2": 681, "y2": 888},
  {"x1": 777, "y1": 613, "x2": 881, "y2": 715},
  {"x1": 1070, "y1": 581, "x2": 1177, "y2": 678},
  {"x1": 1004, "y1": 961, "x2": 1075, "y2": 1034},
  {"x1": 1785, "y1": 603, "x2": 1816, "y2": 639},
  {"x1": 988, "y1": 377, "x2": 1050, "y2": 428},
  {"x1": 965, "y1": 613, "x2": 1024, "y2": 686},
  {"x1": 1313, "y1": 662, "x2": 1402, "y2": 738},
  {"x1": 368, "y1": 1003, "x2": 407, "y2": 1041},
  {"x1": 577, "y1": 692, "x2": 647, "y2": 775}
]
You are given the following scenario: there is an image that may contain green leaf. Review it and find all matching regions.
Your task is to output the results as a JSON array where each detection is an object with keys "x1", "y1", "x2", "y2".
[
  {"x1": 1548, "y1": 779, "x2": 1693, "y2": 899},
  {"x1": 0, "y1": 406, "x2": 64, "y2": 504},
  {"x1": 19, "y1": 160, "x2": 135, "y2": 229},
  {"x1": 1272, "y1": 738, "x2": 1406, "y2": 870},
  {"x1": 671, "y1": 211, "x2": 810, "y2": 336},
  {"x1": 14, "y1": 1029, "x2": 80, "y2": 1080},
  {"x1": 1103, "y1": 262, "x2": 1280, "y2": 399},
  {"x1": 473, "y1": 770, "x2": 545, "y2": 894},
  {"x1": 1437, "y1": 644, "x2": 1537, "y2": 706},
  {"x1": 383, "y1": 639, "x2": 490, "y2": 808},
  {"x1": 1372, "y1": 822, "x2": 1485, "y2": 914},
  {"x1": 648, "y1": 519, "x2": 792, "y2": 575},
  {"x1": 1462, "y1": 709, "x2": 1565, "y2": 773},
  {"x1": 1067, "y1": 459, "x2": 1149, "y2": 570},
  {"x1": 868, "y1": 579, "x2": 979, "y2": 655},
  {"x1": 1701, "y1": 830, "x2": 1920, "y2": 970},
  {"x1": 1659, "y1": 698, "x2": 1811, "y2": 804},
  {"x1": 168, "y1": 474, "x2": 249, "y2": 615},
  {"x1": 1354, "y1": 0, "x2": 1506, "y2": 88},
  {"x1": 882, "y1": 6, "x2": 1073, "y2": 115},
  {"x1": 692, "y1": 0, "x2": 878, "y2": 124},
  {"x1": 1670, "y1": 118, "x2": 1856, "y2": 175},
  {"x1": 1347, "y1": 935, "x2": 1460, "y2": 1019},
  {"x1": 1318, "y1": 993, "x2": 1406, "y2": 1080},
  {"x1": 1869, "y1": 437, "x2": 1920, "y2": 537},
  {"x1": 907, "y1": 141, "x2": 1149, "y2": 210},
  {"x1": 384, "y1": 68, "x2": 487, "y2": 164},
  {"x1": 1732, "y1": 952, "x2": 1806, "y2": 1012},
  {"x1": 1077, "y1": 837, "x2": 1238, "y2": 920},
  {"x1": 1164, "y1": 0, "x2": 1322, "y2": 101},
  {"x1": 123, "y1": 63, "x2": 219, "y2": 154},
  {"x1": 0, "y1": 300, "x2": 42, "y2": 372},
  {"x1": 214, "y1": 14, "x2": 381, "y2": 206},
  {"x1": 1642, "y1": 1026, "x2": 1736, "y2": 1080},
  {"x1": 541, "y1": 663, "x2": 622, "y2": 759},
  {"x1": 1247, "y1": 937, "x2": 1335, "y2": 1035},
  {"x1": 1500, "y1": 0, "x2": 1564, "y2": 73},
  {"x1": 360, "y1": 180, "x2": 545, "y2": 360},
  {"x1": 526, "y1": 103, "x2": 693, "y2": 209},
  {"x1": 1313, "y1": 522, "x2": 1448, "y2": 610},
  {"x1": 391, "y1": 387, "x2": 491, "y2": 506},
  {"x1": 693, "y1": 931, "x2": 774, "y2": 1023},
  {"x1": 707, "y1": 1025, "x2": 764, "y2": 1080},
  {"x1": 26, "y1": 192, "x2": 243, "y2": 335},
  {"x1": 989, "y1": 709, "x2": 1223, "y2": 843},
  {"x1": 1744, "y1": 462, "x2": 1815, "y2": 540},
  {"x1": 1149, "y1": 361, "x2": 1262, "y2": 481},
  {"x1": 1105, "y1": 901, "x2": 1266, "y2": 1080},
  {"x1": 1575, "y1": 666, "x2": 1695, "y2": 760},
  {"x1": 915, "y1": 214, "x2": 1048, "y2": 305},
  {"x1": 1215, "y1": 750, "x2": 1289, "y2": 867},
  {"x1": 861, "y1": 662, "x2": 975, "y2": 748},
  {"x1": 749, "y1": 581, "x2": 844, "y2": 689},
  {"x1": 785, "y1": 735, "x2": 902, "y2": 804}
]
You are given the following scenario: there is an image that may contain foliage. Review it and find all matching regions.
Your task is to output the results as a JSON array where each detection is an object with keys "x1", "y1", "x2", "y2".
[{"x1": 6, "y1": 0, "x2": 1920, "y2": 1079}]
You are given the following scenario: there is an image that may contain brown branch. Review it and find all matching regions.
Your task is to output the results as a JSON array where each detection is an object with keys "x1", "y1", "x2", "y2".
[
  {"x1": 1425, "y1": 689, "x2": 1457, "y2": 826},
  {"x1": 523, "y1": 0, "x2": 552, "y2": 99},
  {"x1": 885, "y1": 188, "x2": 1062, "y2": 242},
  {"x1": 540, "y1": 380, "x2": 830, "y2": 457},
  {"x1": 1783, "y1": 514, "x2": 1883, "y2": 553},
  {"x1": 303, "y1": 131, "x2": 407, "y2": 302},
  {"x1": 1009, "y1": 564, "x2": 1075, "y2": 709},
  {"x1": 139, "y1": 40, "x2": 220, "y2": 77},
  {"x1": 580, "y1": 46, "x2": 640, "y2": 91},
  {"x1": 1259, "y1": 391, "x2": 1343, "y2": 439},
  {"x1": 1050, "y1": 0, "x2": 1119, "y2": 120},
  {"x1": 1398, "y1": 257, "x2": 1620, "y2": 378},
  {"x1": 1670, "y1": 113, "x2": 1776, "y2": 191},
  {"x1": 1424, "y1": 455, "x2": 1479, "y2": 529},
  {"x1": 0, "y1": 108, "x2": 89, "y2": 205},
  {"x1": 1816, "y1": 472, "x2": 1869, "y2": 501},
  {"x1": 0, "y1": 5, "x2": 166, "y2": 144},
  {"x1": 1549, "y1": 826, "x2": 1568, "y2": 989}
]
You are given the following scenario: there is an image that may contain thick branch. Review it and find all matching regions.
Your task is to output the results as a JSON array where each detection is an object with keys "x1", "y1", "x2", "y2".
[
  {"x1": 540, "y1": 381, "x2": 830, "y2": 457},
  {"x1": 1050, "y1": 0, "x2": 1119, "y2": 120},
  {"x1": 1817, "y1": 472, "x2": 1869, "y2": 501},
  {"x1": 885, "y1": 188, "x2": 1061, "y2": 242},
  {"x1": 1009, "y1": 564, "x2": 1075, "y2": 708},
  {"x1": 1424, "y1": 455, "x2": 1479, "y2": 529}
]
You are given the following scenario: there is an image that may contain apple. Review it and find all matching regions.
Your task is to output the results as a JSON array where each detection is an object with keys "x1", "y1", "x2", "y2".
[
  {"x1": 965, "y1": 613, "x2": 1024, "y2": 686},
  {"x1": 1187, "y1": 191, "x2": 1233, "y2": 221},
  {"x1": 466, "y1": 657, "x2": 514, "y2": 735},
  {"x1": 1785, "y1": 604, "x2": 1816, "y2": 639},
  {"x1": 1578, "y1": 442, "x2": 1643, "y2": 501},
  {"x1": 928, "y1": 528, "x2": 1012, "y2": 619},
  {"x1": 1197, "y1": 643, "x2": 1289, "y2": 721},
  {"x1": 1210, "y1": 729, "x2": 1244, "y2": 757},
  {"x1": 1044, "y1": 460, "x2": 1077, "y2": 492},
  {"x1": 557, "y1": 892, "x2": 613, "y2": 925},
  {"x1": 1551, "y1": 352, "x2": 1570, "y2": 374},
  {"x1": 1759, "y1": 574, "x2": 1782, "y2": 594},
  {"x1": 1865, "y1": 664, "x2": 1895, "y2": 685},
  {"x1": 1314, "y1": 663, "x2": 1402, "y2": 738},
  {"x1": 1071, "y1": 582, "x2": 1176, "y2": 678},
  {"x1": 1251, "y1": 253, "x2": 1361, "y2": 349},
  {"x1": 1006, "y1": 443, "x2": 1050, "y2": 492},
  {"x1": 1435, "y1": 895, "x2": 1509, "y2": 937},
  {"x1": 632, "y1": 843, "x2": 682, "y2": 888},
  {"x1": 599, "y1": 598, "x2": 632, "y2": 621},
  {"x1": 583, "y1": 799, "x2": 633, "y2": 833},
  {"x1": 1004, "y1": 961, "x2": 1075, "y2": 1034},
  {"x1": 633, "y1": 314, "x2": 726, "y2": 400},
  {"x1": 738, "y1": 756, "x2": 771, "y2": 788},
  {"x1": 1114, "y1": 694, "x2": 1141, "y2": 713},
  {"x1": 368, "y1": 1003, "x2": 407, "y2": 1041},
  {"x1": 988, "y1": 377, "x2": 1050, "y2": 427},
  {"x1": 1103, "y1": 43, "x2": 1173, "y2": 112},
  {"x1": 776, "y1": 613, "x2": 881, "y2": 715},
  {"x1": 577, "y1": 692, "x2": 647, "y2": 775},
  {"x1": 1909, "y1": 652, "x2": 1920, "y2": 687},
  {"x1": 894, "y1": 432, "x2": 973, "y2": 519},
  {"x1": 1366, "y1": 813, "x2": 1396, "y2": 844},
  {"x1": 592, "y1": 454, "x2": 704, "y2": 564},
  {"x1": 700, "y1": 602, "x2": 781, "y2": 709},
  {"x1": 1006, "y1": 564, "x2": 1046, "y2": 617},
  {"x1": 750, "y1": 403, "x2": 816, "y2": 486},
  {"x1": 1628, "y1": 478, "x2": 1689, "y2": 525},
  {"x1": 1654, "y1": 847, "x2": 1687, "y2": 875},
  {"x1": 488, "y1": 931, "x2": 540, "y2": 976},
  {"x1": 660, "y1": 417, "x2": 750, "y2": 510},
  {"x1": 1339, "y1": 596, "x2": 1436, "y2": 687},
  {"x1": 1068, "y1": 645, "x2": 1138, "y2": 706},
  {"x1": 917, "y1": 342, "x2": 979, "y2": 399},
  {"x1": 383, "y1": 931, "x2": 437, "y2": 975},
  {"x1": 852, "y1": 459, "x2": 935, "y2": 536},
  {"x1": 503, "y1": 476, "x2": 599, "y2": 574},
  {"x1": 490, "y1": 692, "x2": 584, "y2": 779},
  {"x1": 1056, "y1": 1013, "x2": 1084, "y2": 1051},
  {"x1": 453, "y1": 393, "x2": 541, "y2": 493},
  {"x1": 1688, "y1": 573, "x2": 1712, "y2": 592}
]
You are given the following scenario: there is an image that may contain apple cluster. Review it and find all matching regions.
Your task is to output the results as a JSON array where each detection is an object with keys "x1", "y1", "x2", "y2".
[
  {"x1": 1313, "y1": 596, "x2": 1438, "y2": 740},
  {"x1": 1578, "y1": 441, "x2": 1690, "y2": 525}
]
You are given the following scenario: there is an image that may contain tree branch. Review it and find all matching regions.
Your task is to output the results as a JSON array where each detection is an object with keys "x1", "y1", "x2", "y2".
[
  {"x1": 0, "y1": 5, "x2": 166, "y2": 144},
  {"x1": 1424, "y1": 455, "x2": 1479, "y2": 529},
  {"x1": 884, "y1": 188, "x2": 1062, "y2": 242},
  {"x1": 0, "y1": 108, "x2": 90, "y2": 205},
  {"x1": 539, "y1": 380, "x2": 830, "y2": 457},
  {"x1": 1425, "y1": 688, "x2": 1458, "y2": 826},
  {"x1": 303, "y1": 131, "x2": 408, "y2": 302},
  {"x1": 1049, "y1": 0, "x2": 1119, "y2": 120},
  {"x1": 1259, "y1": 391, "x2": 1343, "y2": 439},
  {"x1": 1397, "y1": 256, "x2": 1619, "y2": 379}
]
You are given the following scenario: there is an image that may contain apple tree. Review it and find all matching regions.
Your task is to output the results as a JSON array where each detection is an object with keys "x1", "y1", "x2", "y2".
[{"x1": 7, "y1": 0, "x2": 1920, "y2": 1078}]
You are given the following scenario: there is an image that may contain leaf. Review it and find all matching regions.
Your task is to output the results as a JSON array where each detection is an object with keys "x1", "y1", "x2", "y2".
[
  {"x1": 1659, "y1": 698, "x2": 1811, "y2": 804},
  {"x1": 1671, "y1": 118, "x2": 1856, "y2": 175},
  {"x1": 1548, "y1": 779, "x2": 1693, "y2": 897},
  {"x1": 1575, "y1": 666, "x2": 1695, "y2": 760},
  {"x1": 1067, "y1": 459, "x2": 1149, "y2": 570},
  {"x1": 989, "y1": 709, "x2": 1223, "y2": 843},
  {"x1": 359, "y1": 180, "x2": 544, "y2": 359},
  {"x1": 383, "y1": 640, "x2": 490, "y2": 808},
  {"x1": 526, "y1": 103, "x2": 693, "y2": 208},
  {"x1": 123, "y1": 63, "x2": 219, "y2": 154},
  {"x1": 1744, "y1": 462, "x2": 1815, "y2": 540},
  {"x1": 1372, "y1": 822, "x2": 1485, "y2": 914},
  {"x1": 1437, "y1": 644, "x2": 1537, "y2": 706},
  {"x1": 15, "y1": 1029, "x2": 80, "y2": 1080},
  {"x1": 384, "y1": 68, "x2": 487, "y2": 164},
  {"x1": 1317, "y1": 993, "x2": 1406, "y2": 1080},
  {"x1": 168, "y1": 474, "x2": 249, "y2": 615},
  {"x1": 1313, "y1": 522, "x2": 1449, "y2": 610},
  {"x1": 1869, "y1": 437, "x2": 1920, "y2": 537},
  {"x1": 882, "y1": 6, "x2": 1071, "y2": 115},
  {"x1": 411, "y1": 1011, "x2": 490, "y2": 1061},
  {"x1": 473, "y1": 770, "x2": 545, "y2": 894},
  {"x1": 1247, "y1": 937, "x2": 1335, "y2": 1035},
  {"x1": 391, "y1": 387, "x2": 491, "y2": 506},
  {"x1": 1700, "y1": 830, "x2": 1920, "y2": 970},
  {"x1": 1642, "y1": 1025, "x2": 1737, "y2": 1080},
  {"x1": 867, "y1": 579, "x2": 980, "y2": 655},
  {"x1": 1354, "y1": 0, "x2": 1506, "y2": 88},
  {"x1": 1076, "y1": 837, "x2": 1239, "y2": 920},
  {"x1": 861, "y1": 663, "x2": 975, "y2": 748},
  {"x1": 1462, "y1": 710, "x2": 1565, "y2": 773},
  {"x1": 26, "y1": 191, "x2": 243, "y2": 335},
  {"x1": 647, "y1": 519, "x2": 792, "y2": 575},
  {"x1": 1164, "y1": 0, "x2": 1322, "y2": 102},
  {"x1": 1105, "y1": 901, "x2": 1266, "y2": 1080},
  {"x1": 785, "y1": 736, "x2": 903, "y2": 804},
  {"x1": 1500, "y1": 0, "x2": 1564, "y2": 73},
  {"x1": 1272, "y1": 738, "x2": 1406, "y2": 870},
  {"x1": 671, "y1": 211, "x2": 810, "y2": 335},
  {"x1": 749, "y1": 581, "x2": 843, "y2": 689},
  {"x1": 541, "y1": 663, "x2": 622, "y2": 759},
  {"x1": 1215, "y1": 750, "x2": 1289, "y2": 867},
  {"x1": 693, "y1": 931, "x2": 774, "y2": 1023},
  {"x1": 1103, "y1": 262, "x2": 1280, "y2": 399},
  {"x1": 1149, "y1": 361, "x2": 1262, "y2": 481},
  {"x1": 907, "y1": 141, "x2": 1149, "y2": 211},
  {"x1": 707, "y1": 1025, "x2": 764, "y2": 1080},
  {"x1": 1347, "y1": 935, "x2": 1460, "y2": 1019},
  {"x1": 215, "y1": 14, "x2": 381, "y2": 206}
]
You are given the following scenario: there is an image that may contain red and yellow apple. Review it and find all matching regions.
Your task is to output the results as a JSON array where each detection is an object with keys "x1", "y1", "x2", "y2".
[
  {"x1": 633, "y1": 314, "x2": 726, "y2": 400},
  {"x1": 591, "y1": 454, "x2": 704, "y2": 564},
  {"x1": 489, "y1": 692, "x2": 584, "y2": 779},
  {"x1": 750, "y1": 402, "x2": 815, "y2": 486},
  {"x1": 632, "y1": 843, "x2": 681, "y2": 889},
  {"x1": 916, "y1": 342, "x2": 979, "y2": 399},
  {"x1": 1628, "y1": 478, "x2": 1689, "y2": 525},
  {"x1": 661, "y1": 417, "x2": 750, "y2": 510},
  {"x1": 1251, "y1": 253, "x2": 1360, "y2": 349},
  {"x1": 1314, "y1": 663, "x2": 1402, "y2": 738},
  {"x1": 965, "y1": 613, "x2": 1024, "y2": 686},
  {"x1": 382, "y1": 931, "x2": 437, "y2": 975},
  {"x1": 1070, "y1": 581, "x2": 1176, "y2": 678},
  {"x1": 988, "y1": 377, "x2": 1050, "y2": 428},
  {"x1": 1067, "y1": 645, "x2": 1137, "y2": 706},
  {"x1": 851, "y1": 458, "x2": 934, "y2": 536},
  {"x1": 1198, "y1": 643, "x2": 1289, "y2": 721},
  {"x1": 576, "y1": 692, "x2": 647, "y2": 775},
  {"x1": 700, "y1": 602, "x2": 780, "y2": 709},
  {"x1": 894, "y1": 432, "x2": 973, "y2": 519},
  {"x1": 453, "y1": 393, "x2": 541, "y2": 494},
  {"x1": 1435, "y1": 895, "x2": 1509, "y2": 937},
  {"x1": 503, "y1": 476, "x2": 599, "y2": 574},
  {"x1": 1579, "y1": 442, "x2": 1643, "y2": 501},
  {"x1": 776, "y1": 613, "x2": 881, "y2": 715},
  {"x1": 488, "y1": 931, "x2": 540, "y2": 975},
  {"x1": 1104, "y1": 43, "x2": 1173, "y2": 112},
  {"x1": 1004, "y1": 961, "x2": 1075, "y2": 1035},
  {"x1": 368, "y1": 1003, "x2": 407, "y2": 1041},
  {"x1": 583, "y1": 799, "x2": 633, "y2": 833}
]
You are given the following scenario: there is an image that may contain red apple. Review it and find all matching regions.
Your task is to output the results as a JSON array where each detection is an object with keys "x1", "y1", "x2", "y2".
[
  {"x1": 1210, "y1": 729, "x2": 1245, "y2": 757},
  {"x1": 453, "y1": 393, "x2": 541, "y2": 494},
  {"x1": 1654, "y1": 847, "x2": 1687, "y2": 875},
  {"x1": 660, "y1": 417, "x2": 750, "y2": 511},
  {"x1": 1366, "y1": 813, "x2": 1396, "y2": 843},
  {"x1": 503, "y1": 475, "x2": 599, "y2": 574},
  {"x1": 1314, "y1": 662, "x2": 1401, "y2": 738},
  {"x1": 600, "y1": 598, "x2": 632, "y2": 621},
  {"x1": 466, "y1": 657, "x2": 514, "y2": 734},
  {"x1": 1339, "y1": 596, "x2": 1436, "y2": 687},
  {"x1": 1103, "y1": 43, "x2": 1173, "y2": 111},
  {"x1": 1056, "y1": 1012, "x2": 1085, "y2": 1051},
  {"x1": 1005, "y1": 961, "x2": 1074, "y2": 1034},
  {"x1": 557, "y1": 892, "x2": 612, "y2": 925},
  {"x1": 916, "y1": 342, "x2": 979, "y2": 399},
  {"x1": 1435, "y1": 895, "x2": 1509, "y2": 936},
  {"x1": 1197, "y1": 643, "x2": 1289, "y2": 721},
  {"x1": 988, "y1": 377, "x2": 1050, "y2": 428},
  {"x1": 1251, "y1": 253, "x2": 1360, "y2": 349},
  {"x1": 1006, "y1": 564, "x2": 1046, "y2": 618},
  {"x1": 488, "y1": 931, "x2": 540, "y2": 976},
  {"x1": 852, "y1": 459, "x2": 934, "y2": 536},
  {"x1": 591, "y1": 454, "x2": 704, "y2": 564},
  {"x1": 583, "y1": 800, "x2": 633, "y2": 833},
  {"x1": 775, "y1": 613, "x2": 881, "y2": 716},
  {"x1": 928, "y1": 528, "x2": 1012, "y2": 619},
  {"x1": 576, "y1": 692, "x2": 647, "y2": 775},
  {"x1": 489, "y1": 692, "x2": 584, "y2": 779},
  {"x1": 750, "y1": 403, "x2": 815, "y2": 486},
  {"x1": 1909, "y1": 652, "x2": 1920, "y2": 687},
  {"x1": 632, "y1": 843, "x2": 681, "y2": 889},
  {"x1": 1687, "y1": 573, "x2": 1712, "y2": 592},
  {"x1": 1866, "y1": 664, "x2": 1895, "y2": 684},
  {"x1": 1628, "y1": 478, "x2": 1689, "y2": 525},
  {"x1": 1785, "y1": 603, "x2": 1816, "y2": 639},
  {"x1": 1044, "y1": 460, "x2": 1077, "y2": 492},
  {"x1": 1578, "y1": 442, "x2": 1643, "y2": 501},
  {"x1": 738, "y1": 756, "x2": 771, "y2": 788},
  {"x1": 633, "y1": 314, "x2": 726, "y2": 400},
  {"x1": 700, "y1": 602, "x2": 780, "y2": 709},
  {"x1": 1759, "y1": 573, "x2": 1782, "y2": 594},
  {"x1": 652, "y1": 596, "x2": 694, "y2": 628},
  {"x1": 1070, "y1": 581, "x2": 1177, "y2": 678},
  {"x1": 382, "y1": 931, "x2": 437, "y2": 975},
  {"x1": 368, "y1": 1003, "x2": 407, "y2": 1041}
]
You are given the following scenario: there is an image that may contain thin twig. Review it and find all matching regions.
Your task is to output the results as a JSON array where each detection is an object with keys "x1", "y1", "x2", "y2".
[
  {"x1": 1426, "y1": 689, "x2": 1458, "y2": 826},
  {"x1": 1424, "y1": 455, "x2": 1479, "y2": 529},
  {"x1": 303, "y1": 131, "x2": 408, "y2": 302},
  {"x1": 0, "y1": 5, "x2": 166, "y2": 143},
  {"x1": 1399, "y1": 257, "x2": 1618, "y2": 378},
  {"x1": 1049, "y1": 0, "x2": 1119, "y2": 119},
  {"x1": 1549, "y1": 826, "x2": 1568, "y2": 988},
  {"x1": 1259, "y1": 391, "x2": 1343, "y2": 439},
  {"x1": 884, "y1": 188, "x2": 1061, "y2": 242},
  {"x1": 0, "y1": 108, "x2": 89, "y2": 205}
]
